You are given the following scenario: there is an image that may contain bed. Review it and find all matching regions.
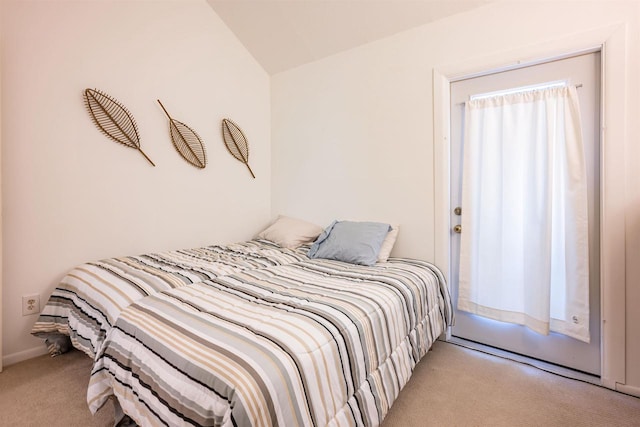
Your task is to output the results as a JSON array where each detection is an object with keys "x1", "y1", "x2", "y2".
[
  {"x1": 88, "y1": 257, "x2": 452, "y2": 426},
  {"x1": 31, "y1": 239, "x2": 310, "y2": 358}
]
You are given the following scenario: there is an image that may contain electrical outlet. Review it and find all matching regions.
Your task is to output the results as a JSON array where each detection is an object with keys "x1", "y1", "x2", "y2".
[{"x1": 22, "y1": 294, "x2": 40, "y2": 316}]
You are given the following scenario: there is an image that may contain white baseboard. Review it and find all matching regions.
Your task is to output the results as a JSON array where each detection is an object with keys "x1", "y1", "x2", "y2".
[
  {"x1": 616, "y1": 383, "x2": 640, "y2": 398},
  {"x1": 3, "y1": 345, "x2": 48, "y2": 367}
]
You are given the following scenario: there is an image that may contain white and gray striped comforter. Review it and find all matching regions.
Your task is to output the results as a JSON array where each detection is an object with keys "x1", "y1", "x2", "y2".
[
  {"x1": 32, "y1": 240, "x2": 310, "y2": 358},
  {"x1": 89, "y1": 258, "x2": 453, "y2": 427}
]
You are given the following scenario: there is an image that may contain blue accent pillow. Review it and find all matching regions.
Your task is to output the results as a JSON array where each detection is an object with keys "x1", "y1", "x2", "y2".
[{"x1": 308, "y1": 220, "x2": 391, "y2": 266}]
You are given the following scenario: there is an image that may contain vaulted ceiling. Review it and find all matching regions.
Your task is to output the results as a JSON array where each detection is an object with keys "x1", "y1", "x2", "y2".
[{"x1": 207, "y1": 0, "x2": 492, "y2": 75}]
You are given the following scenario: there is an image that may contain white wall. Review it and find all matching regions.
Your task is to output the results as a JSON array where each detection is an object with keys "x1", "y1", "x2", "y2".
[
  {"x1": 0, "y1": 10, "x2": 3, "y2": 372},
  {"x1": 624, "y1": 1, "x2": 640, "y2": 396},
  {"x1": 272, "y1": 1, "x2": 640, "y2": 391},
  {"x1": 1, "y1": 0, "x2": 271, "y2": 362},
  {"x1": 272, "y1": 48, "x2": 436, "y2": 259}
]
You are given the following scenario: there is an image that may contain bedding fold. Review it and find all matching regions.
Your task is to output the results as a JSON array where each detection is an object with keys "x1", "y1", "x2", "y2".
[
  {"x1": 89, "y1": 258, "x2": 452, "y2": 426},
  {"x1": 32, "y1": 240, "x2": 310, "y2": 358}
]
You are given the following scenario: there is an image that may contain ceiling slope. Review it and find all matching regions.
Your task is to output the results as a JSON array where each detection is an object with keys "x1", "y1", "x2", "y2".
[{"x1": 207, "y1": 0, "x2": 492, "y2": 75}]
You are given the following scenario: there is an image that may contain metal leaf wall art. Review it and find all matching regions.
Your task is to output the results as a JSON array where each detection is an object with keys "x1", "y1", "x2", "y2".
[
  {"x1": 221, "y1": 118, "x2": 255, "y2": 178},
  {"x1": 84, "y1": 88, "x2": 155, "y2": 166},
  {"x1": 157, "y1": 100, "x2": 207, "y2": 169}
]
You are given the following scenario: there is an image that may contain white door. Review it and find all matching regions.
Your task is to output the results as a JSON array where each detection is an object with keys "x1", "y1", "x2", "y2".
[{"x1": 450, "y1": 52, "x2": 601, "y2": 375}]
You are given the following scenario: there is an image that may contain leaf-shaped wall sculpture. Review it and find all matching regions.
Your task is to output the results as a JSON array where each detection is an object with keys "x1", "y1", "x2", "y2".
[
  {"x1": 84, "y1": 88, "x2": 155, "y2": 166},
  {"x1": 221, "y1": 118, "x2": 255, "y2": 178},
  {"x1": 157, "y1": 100, "x2": 207, "y2": 169}
]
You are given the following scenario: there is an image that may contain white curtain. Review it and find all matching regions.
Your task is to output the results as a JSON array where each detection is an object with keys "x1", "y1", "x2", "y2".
[{"x1": 458, "y1": 85, "x2": 590, "y2": 343}]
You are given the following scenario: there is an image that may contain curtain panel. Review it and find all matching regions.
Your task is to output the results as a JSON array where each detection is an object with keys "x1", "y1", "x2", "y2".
[{"x1": 457, "y1": 85, "x2": 590, "y2": 343}]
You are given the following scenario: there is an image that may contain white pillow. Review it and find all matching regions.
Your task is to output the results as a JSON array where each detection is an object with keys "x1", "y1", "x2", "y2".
[
  {"x1": 377, "y1": 225, "x2": 399, "y2": 262},
  {"x1": 256, "y1": 215, "x2": 323, "y2": 249}
]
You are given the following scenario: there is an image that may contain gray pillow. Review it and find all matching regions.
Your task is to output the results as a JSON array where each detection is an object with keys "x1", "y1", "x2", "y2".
[{"x1": 308, "y1": 220, "x2": 391, "y2": 266}]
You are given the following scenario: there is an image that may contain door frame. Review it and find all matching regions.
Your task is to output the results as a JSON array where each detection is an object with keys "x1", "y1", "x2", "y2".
[{"x1": 433, "y1": 24, "x2": 627, "y2": 391}]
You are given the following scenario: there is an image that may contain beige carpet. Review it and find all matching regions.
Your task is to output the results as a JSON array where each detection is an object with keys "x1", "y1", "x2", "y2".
[
  {"x1": 1, "y1": 341, "x2": 639, "y2": 426},
  {"x1": 383, "y1": 342, "x2": 640, "y2": 427},
  {"x1": 0, "y1": 348, "x2": 113, "y2": 427}
]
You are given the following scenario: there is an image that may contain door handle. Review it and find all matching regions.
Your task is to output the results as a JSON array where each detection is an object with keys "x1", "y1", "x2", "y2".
[{"x1": 453, "y1": 224, "x2": 462, "y2": 234}]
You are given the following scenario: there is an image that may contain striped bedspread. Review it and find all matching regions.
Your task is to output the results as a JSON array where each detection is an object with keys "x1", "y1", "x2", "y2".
[
  {"x1": 88, "y1": 258, "x2": 453, "y2": 427},
  {"x1": 32, "y1": 240, "x2": 309, "y2": 358}
]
